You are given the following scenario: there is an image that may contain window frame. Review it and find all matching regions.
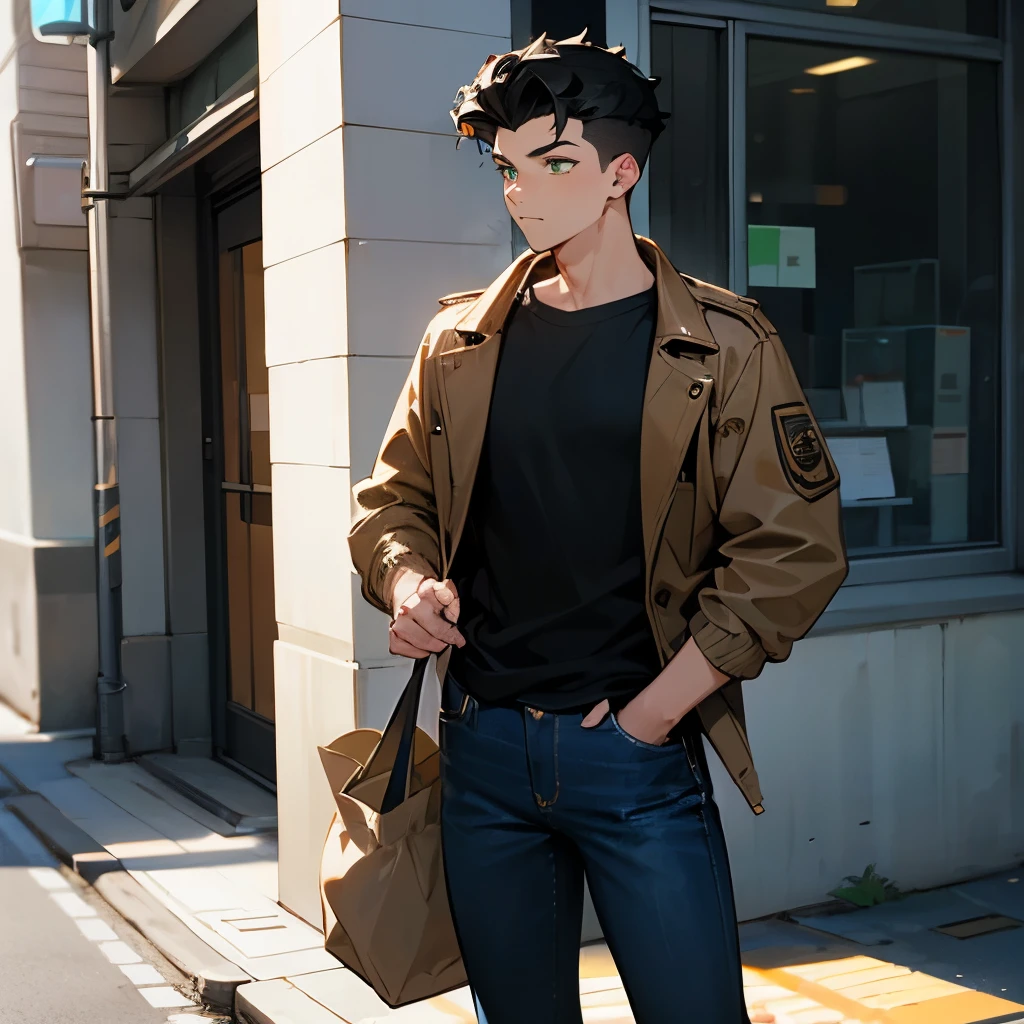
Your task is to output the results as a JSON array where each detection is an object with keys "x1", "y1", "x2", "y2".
[{"x1": 642, "y1": 0, "x2": 1016, "y2": 588}]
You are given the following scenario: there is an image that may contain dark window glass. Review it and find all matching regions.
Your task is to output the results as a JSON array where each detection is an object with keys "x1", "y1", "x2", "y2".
[
  {"x1": 746, "y1": 39, "x2": 1001, "y2": 557},
  {"x1": 744, "y1": 0, "x2": 998, "y2": 38},
  {"x1": 649, "y1": 23, "x2": 729, "y2": 287}
]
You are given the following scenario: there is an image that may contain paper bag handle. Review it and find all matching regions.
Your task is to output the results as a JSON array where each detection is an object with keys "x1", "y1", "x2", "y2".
[{"x1": 352, "y1": 656, "x2": 430, "y2": 816}]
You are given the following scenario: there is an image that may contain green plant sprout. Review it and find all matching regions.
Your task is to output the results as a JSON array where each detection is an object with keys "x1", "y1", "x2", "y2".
[{"x1": 829, "y1": 863, "x2": 906, "y2": 908}]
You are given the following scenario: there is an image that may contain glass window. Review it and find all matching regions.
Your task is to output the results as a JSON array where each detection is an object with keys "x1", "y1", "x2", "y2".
[
  {"x1": 743, "y1": 0, "x2": 998, "y2": 38},
  {"x1": 745, "y1": 39, "x2": 1001, "y2": 557},
  {"x1": 649, "y1": 22, "x2": 730, "y2": 288}
]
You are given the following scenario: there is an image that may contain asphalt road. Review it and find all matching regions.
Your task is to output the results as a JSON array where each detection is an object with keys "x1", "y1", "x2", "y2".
[{"x1": 0, "y1": 779, "x2": 222, "y2": 1024}]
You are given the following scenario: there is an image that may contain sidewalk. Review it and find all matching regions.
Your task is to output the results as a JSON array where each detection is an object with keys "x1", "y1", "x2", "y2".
[{"x1": 1, "y1": 700, "x2": 1022, "y2": 1024}]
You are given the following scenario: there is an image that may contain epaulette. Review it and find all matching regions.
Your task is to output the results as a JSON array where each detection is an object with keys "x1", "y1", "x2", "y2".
[
  {"x1": 680, "y1": 273, "x2": 775, "y2": 342},
  {"x1": 437, "y1": 288, "x2": 485, "y2": 308},
  {"x1": 679, "y1": 272, "x2": 759, "y2": 314}
]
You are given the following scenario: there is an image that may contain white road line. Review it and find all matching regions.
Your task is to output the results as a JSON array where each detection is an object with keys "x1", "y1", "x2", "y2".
[
  {"x1": 50, "y1": 890, "x2": 97, "y2": 918},
  {"x1": 119, "y1": 963, "x2": 166, "y2": 985},
  {"x1": 27, "y1": 866, "x2": 69, "y2": 890},
  {"x1": 138, "y1": 987, "x2": 192, "y2": 1008},
  {"x1": 98, "y1": 940, "x2": 143, "y2": 965},
  {"x1": 75, "y1": 917, "x2": 119, "y2": 942}
]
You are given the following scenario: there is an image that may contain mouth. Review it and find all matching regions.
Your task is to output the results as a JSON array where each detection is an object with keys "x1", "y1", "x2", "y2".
[{"x1": 518, "y1": 216, "x2": 544, "y2": 221}]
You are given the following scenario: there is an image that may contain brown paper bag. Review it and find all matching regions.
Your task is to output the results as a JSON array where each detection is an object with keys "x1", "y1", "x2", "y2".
[{"x1": 318, "y1": 657, "x2": 466, "y2": 1007}]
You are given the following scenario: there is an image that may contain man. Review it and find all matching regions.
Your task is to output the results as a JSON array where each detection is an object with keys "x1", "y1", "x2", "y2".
[{"x1": 349, "y1": 31, "x2": 847, "y2": 1024}]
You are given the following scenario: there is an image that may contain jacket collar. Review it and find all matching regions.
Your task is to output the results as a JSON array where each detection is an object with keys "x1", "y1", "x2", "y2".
[{"x1": 454, "y1": 236, "x2": 718, "y2": 353}]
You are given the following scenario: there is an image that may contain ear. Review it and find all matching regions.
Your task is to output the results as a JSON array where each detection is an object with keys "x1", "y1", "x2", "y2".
[{"x1": 607, "y1": 152, "x2": 641, "y2": 199}]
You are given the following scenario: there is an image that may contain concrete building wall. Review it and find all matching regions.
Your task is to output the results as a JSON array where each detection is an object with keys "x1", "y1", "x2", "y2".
[
  {"x1": 257, "y1": 0, "x2": 513, "y2": 926},
  {"x1": 0, "y1": 5, "x2": 97, "y2": 730},
  {"x1": 106, "y1": 86, "x2": 177, "y2": 754},
  {"x1": 711, "y1": 612, "x2": 1024, "y2": 921},
  {"x1": 0, "y1": 1, "x2": 174, "y2": 740}
]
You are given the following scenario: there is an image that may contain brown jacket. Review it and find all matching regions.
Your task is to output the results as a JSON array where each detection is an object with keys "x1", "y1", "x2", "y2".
[{"x1": 349, "y1": 237, "x2": 848, "y2": 814}]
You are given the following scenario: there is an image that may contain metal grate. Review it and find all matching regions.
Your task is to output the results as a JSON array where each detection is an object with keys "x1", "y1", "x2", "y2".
[{"x1": 933, "y1": 914, "x2": 1023, "y2": 939}]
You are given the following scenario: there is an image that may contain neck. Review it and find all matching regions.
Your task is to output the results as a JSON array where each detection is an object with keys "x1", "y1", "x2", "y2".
[{"x1": 547, "y1": 199, "x2": 654, "y2": 310}]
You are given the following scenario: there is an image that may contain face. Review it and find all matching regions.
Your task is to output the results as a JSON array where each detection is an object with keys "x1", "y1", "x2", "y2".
[{"x1": 491, "y1": 115, "x2": 636, "y2": 252}]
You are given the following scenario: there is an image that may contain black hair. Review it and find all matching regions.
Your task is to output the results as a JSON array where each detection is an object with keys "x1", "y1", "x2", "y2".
[{"x1": 451, "y1": 30, "x2": 669, "y2": 175}]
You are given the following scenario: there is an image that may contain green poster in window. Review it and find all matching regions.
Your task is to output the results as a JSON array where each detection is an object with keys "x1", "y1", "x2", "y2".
[
  {"x1": 748, "y1": 225, "x2": 780, "y2": 287},
  {"x1": 748, "y1": 225, "x2": 816, "y2": 289}
]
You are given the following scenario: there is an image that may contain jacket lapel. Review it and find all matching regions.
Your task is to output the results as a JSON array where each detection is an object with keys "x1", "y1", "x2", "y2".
[{"x1": 636, "y1": 238, "x2": 719, "y2": 574}]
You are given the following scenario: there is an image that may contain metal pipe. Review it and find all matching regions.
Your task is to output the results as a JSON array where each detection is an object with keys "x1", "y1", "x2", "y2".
[{"x1": 86, "y1": 0, "x2": 126, "y2": 762}]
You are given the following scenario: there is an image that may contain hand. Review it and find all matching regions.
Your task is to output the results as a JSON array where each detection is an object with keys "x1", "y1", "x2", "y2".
[
  {"x1": 580, "y1": 692, "x2": 677, "y2": 747},
  {"x1": 389, "y1": 570, "x2": 466, "y2": 659}
]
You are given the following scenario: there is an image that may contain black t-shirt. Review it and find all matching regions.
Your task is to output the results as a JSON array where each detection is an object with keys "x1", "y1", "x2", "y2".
[{"x1": 447, "y1": 284, "x2": 663, "y2": 711}]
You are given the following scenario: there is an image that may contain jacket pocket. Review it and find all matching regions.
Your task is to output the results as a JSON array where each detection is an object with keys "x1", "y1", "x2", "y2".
[{"x1": 660, "y1": 481, "x2": 696, "y2": 571}]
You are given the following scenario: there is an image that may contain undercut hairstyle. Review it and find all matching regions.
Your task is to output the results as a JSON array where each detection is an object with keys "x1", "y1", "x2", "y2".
[{"x1": 450, "y1": 30, "x2": 669, "y2": 176}]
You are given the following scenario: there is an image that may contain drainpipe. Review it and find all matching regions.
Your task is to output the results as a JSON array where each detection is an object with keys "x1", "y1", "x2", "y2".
[{"x1": 83, "y1": 0, "x2": 127, "y2": 762}]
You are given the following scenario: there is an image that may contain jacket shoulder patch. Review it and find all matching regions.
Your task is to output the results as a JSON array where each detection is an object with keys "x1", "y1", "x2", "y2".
[
  {"x1": 437, "y1": 289, "x2": 484, "y2": 307},
  {"x1": 771, "y1": 402, "x2": 839, "y2": 502}
]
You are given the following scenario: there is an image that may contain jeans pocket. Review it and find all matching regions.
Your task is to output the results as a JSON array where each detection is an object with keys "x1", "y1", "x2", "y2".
[{"x1": 609, "y1": 711, "x2": 681, "y2": 753}]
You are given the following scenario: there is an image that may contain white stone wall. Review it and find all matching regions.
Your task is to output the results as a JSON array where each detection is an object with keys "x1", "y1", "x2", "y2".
[
  {"x1": 713, "y1": 611, "x2": 1024, "y2": 921},
  {"x1": 0, "y1": 3, "x2": 96, "y2": 726},
  {"x1": 0, "y1": 0, "x2": 169, "y2": 734},
  {"x1": 258, "y1": 0, "x2": 513, "y2": 926}
]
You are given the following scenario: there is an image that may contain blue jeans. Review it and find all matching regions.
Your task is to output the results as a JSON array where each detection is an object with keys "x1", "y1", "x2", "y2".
[{"x1": 439, "y1": 674, "x2": 751, "y2": 1024}]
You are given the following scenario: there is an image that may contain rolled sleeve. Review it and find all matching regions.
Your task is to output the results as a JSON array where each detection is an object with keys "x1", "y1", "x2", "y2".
[
  {"x1": 690, "y1": 317, "x2": 848, "y2": 679},
  {"x1": 348, "y1": 331, "x2": 442, "y2": 615}
]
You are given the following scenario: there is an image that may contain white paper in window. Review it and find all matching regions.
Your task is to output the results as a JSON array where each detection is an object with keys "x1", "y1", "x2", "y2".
[{"x1": 828, "y1": 436, "x2": 896, "y2": 501}]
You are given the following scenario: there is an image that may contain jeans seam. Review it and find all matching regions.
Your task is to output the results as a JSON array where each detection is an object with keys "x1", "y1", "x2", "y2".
[
  {"x1": 697, "y1": 804, "x2": 735, "y2": 983},
  {"x1": 550, "y1": 716, "x2": 560, "y2": 807},
  {"x1": 549, "y1": 845, "x2": 558, "y2": 1020}
]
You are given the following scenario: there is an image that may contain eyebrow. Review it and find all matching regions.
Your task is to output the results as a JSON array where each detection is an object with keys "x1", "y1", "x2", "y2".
[{"x1": 527, "y1": 139, "x2": 580, "y2": 158}]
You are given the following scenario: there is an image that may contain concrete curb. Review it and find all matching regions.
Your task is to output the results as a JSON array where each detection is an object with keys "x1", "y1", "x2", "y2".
[
  {"x1": 6, "y1": 792, "x2": 252, "y2": 1011},
  {"x1": 235, "y1": 979, "x2": 344, "y2": 1024}
]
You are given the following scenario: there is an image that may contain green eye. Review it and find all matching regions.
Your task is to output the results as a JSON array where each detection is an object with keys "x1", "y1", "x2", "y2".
[
  {"x1": 547, "y1": 159, "x2": 576, "y2": 175},
  {"x1": 498, "y1": 166, "x2": 518, "y2": 182}
]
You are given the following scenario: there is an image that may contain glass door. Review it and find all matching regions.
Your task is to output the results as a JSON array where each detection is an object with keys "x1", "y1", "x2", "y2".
[
  {"x1": 218, "y1": 238, "x2": 277, "y2": 768},
  {"x1": 201, "y1": 167, "x2": 277, "y2": 784}
]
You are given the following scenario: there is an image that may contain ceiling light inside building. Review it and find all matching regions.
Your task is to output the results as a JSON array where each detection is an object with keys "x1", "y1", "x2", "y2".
[
  {"x1": 805, "y1": 55, "x2": 876, "y2": 76},
  {"x1": 827, "y1": 0, "x2": 859, "y2": 7}
]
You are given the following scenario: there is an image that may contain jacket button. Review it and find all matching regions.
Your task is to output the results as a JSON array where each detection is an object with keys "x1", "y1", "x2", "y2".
[
  {"x1": 654, "y1": 588, "x2": 671, "y2": 608},
  {"x1": 688, "y1": 381, "x2": 704, "y2": 399}
]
